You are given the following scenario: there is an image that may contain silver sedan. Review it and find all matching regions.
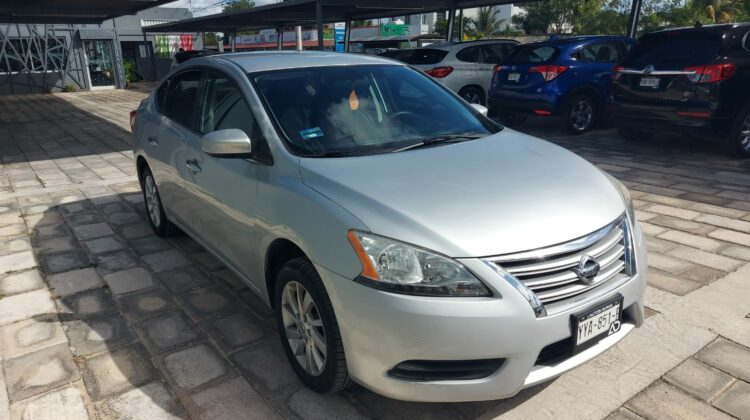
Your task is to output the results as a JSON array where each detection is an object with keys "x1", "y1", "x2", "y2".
[{"x1": 131, "y1": 51, "x2": 646, "y2": 402}]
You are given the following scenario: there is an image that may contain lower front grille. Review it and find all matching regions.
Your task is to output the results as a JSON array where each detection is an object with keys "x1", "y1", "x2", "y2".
[
  {"x1": 488, "y1": 215, "x2": 634, "y2": 308},
  {"x1": 388, "y1": 359, "x2": 505, "y2": 382}
]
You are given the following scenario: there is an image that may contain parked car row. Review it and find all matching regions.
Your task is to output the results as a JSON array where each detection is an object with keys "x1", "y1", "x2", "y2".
[{"x1": 382, "y1": 23, "x2": 750, "y2": 157}]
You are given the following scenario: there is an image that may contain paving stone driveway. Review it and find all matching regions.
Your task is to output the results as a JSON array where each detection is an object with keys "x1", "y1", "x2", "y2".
[{"x1": 0, "y1": 90, "x2": 748, "y2": 420}]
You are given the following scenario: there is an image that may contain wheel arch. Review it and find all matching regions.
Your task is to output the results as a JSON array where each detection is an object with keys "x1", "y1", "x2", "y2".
[
  {"x1": 264, "y1": 238, "x2": 307, "y2": 308},
  {"x1": 458, "y1": 84, "x2": 486, "y2": 104},
  {"x1": 565, "y1": 84, "x2": 604, "y2": 106},
  {"x1": 136, "y1": 155, "x2": 149, "y2": 182}
]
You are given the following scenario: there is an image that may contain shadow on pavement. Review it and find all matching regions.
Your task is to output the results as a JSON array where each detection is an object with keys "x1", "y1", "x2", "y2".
[{"x1": 5, "y1": 189, "x2": 554, "y2": 419}]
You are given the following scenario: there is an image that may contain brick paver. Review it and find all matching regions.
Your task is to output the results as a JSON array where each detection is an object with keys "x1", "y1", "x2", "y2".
[{"x1": 0, "y1": 91, "x2": 748, "y2": 419}]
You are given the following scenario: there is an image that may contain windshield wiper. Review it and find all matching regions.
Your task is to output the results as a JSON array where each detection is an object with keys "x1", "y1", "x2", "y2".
[
  {"x1": 391, "y1": 133, "x2": 485, "y2": 153},
  {"x1": 309, "y1": 150, "x2": 365, "y2": 158}
]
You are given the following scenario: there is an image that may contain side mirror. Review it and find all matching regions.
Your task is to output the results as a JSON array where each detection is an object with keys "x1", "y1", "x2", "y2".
[
  {"x1": 202, "y1": 129, "x2": 252, "y2": 158},
  {"x1": 471, "y1": 103, "x2": 489, "y2": 117}
]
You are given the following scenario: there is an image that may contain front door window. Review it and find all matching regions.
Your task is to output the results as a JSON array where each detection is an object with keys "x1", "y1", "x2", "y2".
[{"x1": 84, "y1": 40, "x2": 115, "y2": 87}]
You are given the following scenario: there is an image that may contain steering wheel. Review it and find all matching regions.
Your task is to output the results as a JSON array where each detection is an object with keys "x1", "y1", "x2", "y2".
[{"x1": 388, "y1": 110, "x2": 419, "y2": 121}]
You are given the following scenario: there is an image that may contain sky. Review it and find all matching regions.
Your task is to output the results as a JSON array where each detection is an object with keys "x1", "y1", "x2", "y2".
[
  {"x1": 166, "y1": 0, "x2": 276, "y2": 16},
  {"x1": 164, "y1": 0, "x2": 490, "y2": 19}
]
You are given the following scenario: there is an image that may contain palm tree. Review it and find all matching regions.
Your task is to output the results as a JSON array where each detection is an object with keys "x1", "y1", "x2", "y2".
[
  {"x1": 700, "y1": 0, "x2": 744, "y2": 23},
  {"x1": 470, "y1": 6, "x2": 504, "y2": 39}
]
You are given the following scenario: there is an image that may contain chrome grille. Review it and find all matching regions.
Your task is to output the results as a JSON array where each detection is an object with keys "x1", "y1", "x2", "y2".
[{"x1": 488, "y1": 216, "x2": 633, "y2": 306}]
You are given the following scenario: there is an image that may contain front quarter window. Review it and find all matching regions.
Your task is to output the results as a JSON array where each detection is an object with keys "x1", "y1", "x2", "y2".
[{"x1": 251, "y1": 65, "x2": 498, "y2": 157}]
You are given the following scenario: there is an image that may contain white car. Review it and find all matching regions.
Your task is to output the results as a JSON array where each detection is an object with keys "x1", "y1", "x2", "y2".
[{"x1": 383, "y1": 40, "x2": 518, "y2": 106}]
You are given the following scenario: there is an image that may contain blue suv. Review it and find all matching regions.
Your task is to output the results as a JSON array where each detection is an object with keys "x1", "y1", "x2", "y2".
[{"x1": 488, "y1": 36, "x2": 634, "y2": 134}]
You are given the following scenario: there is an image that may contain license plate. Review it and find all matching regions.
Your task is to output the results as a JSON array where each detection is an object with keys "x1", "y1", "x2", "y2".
[
  {"x1": 508, "y1": 72, "x2": 521, "y2": 82},
  {"x1": 639, "y1": 77, "x2": 660, "y2": 88},
  {"x1": 572, "y1": 295, "x2": 623, "y2": 351}
]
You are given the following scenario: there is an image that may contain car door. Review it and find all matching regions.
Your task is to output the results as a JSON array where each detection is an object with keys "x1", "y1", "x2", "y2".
[
  {"x1": 183, "y1": 70, "x2": 268, "y2": 284},
  {"x1": 145, "y1": 70, "x2": 202, "y2": 226},
  {"x1": 590, "y1": 41, "x2": 622, "y2": 98},
  {"x1": 452, "y1": 45, "x2": 481, "y2": 91}
]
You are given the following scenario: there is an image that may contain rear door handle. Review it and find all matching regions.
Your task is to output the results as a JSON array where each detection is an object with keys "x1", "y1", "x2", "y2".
[
  {"x1": 147, "y1": 137, "x2": 159, "y2": 147},
  {"x1": 185, "y1": 159, "x2": 201, "y2": 173}
]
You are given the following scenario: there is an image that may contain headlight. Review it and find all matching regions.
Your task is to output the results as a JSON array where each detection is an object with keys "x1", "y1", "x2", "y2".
[
  {"x1": 347, "y1": 231, "x2": 491, "y2": 297},
  {"x1": 604, "y1": 172, "x2": 635, "y2": 225}
]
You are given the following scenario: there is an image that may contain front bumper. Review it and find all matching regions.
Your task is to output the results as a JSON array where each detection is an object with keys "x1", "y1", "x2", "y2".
[{"x1": 318, "y1": 222, "x2": 647, "y2": 402}]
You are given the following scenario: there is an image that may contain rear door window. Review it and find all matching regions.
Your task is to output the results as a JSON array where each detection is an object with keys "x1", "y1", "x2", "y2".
[
  {"x1": 480, "y1": 43, "x2": 513, "y2": 64},
  {"x1": 622, "y1": 32, "x2": 723, "y2": 69},
  {"x1": 161, "y1": 71, "x2": 202, "y2": 128},
  {"x1": 456, "y1": 46, "x2": 480, "y2": 63},
  {"x1": 507, "y1": 45, "x2": 558, "y2": 64},
  {"x1": 401, "y1": 49, "x2": 449, "y2": 65},
  {"x1": 574, "y1": 42, "x2": 622, "y2": 63}
]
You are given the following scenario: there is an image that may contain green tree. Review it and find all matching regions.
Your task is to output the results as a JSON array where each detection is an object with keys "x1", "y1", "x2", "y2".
[
  {"x1": 470, "y1": 6, "x2": 504, "y2": 38},
  {"x1": 223, "y1": 0, "x2": 255, "y2": 13},
  {"x1": 512, "y1": 0, "x2": 581, "y2": 34},
  {"x1": 434, "y1": 15, "x2": 473, "y2": 40}
]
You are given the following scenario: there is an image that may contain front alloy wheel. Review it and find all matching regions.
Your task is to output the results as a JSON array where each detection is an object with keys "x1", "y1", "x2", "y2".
[
  {"x1": 281, "y1": 280, "x2": 327, "y2": 376},
  {"x1": 275, "y1": 257, "x2": 351, "y2": 393}
]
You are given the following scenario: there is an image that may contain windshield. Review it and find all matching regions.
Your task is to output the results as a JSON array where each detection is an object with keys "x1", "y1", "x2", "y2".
[
  {"x1": 622, "y1": 32, "x2": 723, "y2": 69},
  {"x1": 251, "y1": 65, "x2": 498, "y2": 157}
]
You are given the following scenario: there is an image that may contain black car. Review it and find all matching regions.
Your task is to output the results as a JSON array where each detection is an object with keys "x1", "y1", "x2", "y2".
[{"x1": 611, "y1": 23, "x2": 750, "y2": 157}]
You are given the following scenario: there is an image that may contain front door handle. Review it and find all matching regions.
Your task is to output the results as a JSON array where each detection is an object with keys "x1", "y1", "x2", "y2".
[
  {"x1": 147, "y1": 137, "x2": 159, "y2": 147},
  {"x1": 185, "y1": 159, "x2": 201, "y2": 173}
]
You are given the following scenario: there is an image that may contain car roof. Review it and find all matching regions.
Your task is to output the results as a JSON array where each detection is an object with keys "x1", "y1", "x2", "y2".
[
  {"x1": 191, "y1": 51, "x2": 404, "y2": 73},
  {"x1": 421, "y1": 39, "x2": 519, "y2": 51},
  {"x1": 521, "y1": 35, "x2": 631, "y2": 48},
  {"x1": 648, "y1": 22, "x2": 750, "y2": 35}
]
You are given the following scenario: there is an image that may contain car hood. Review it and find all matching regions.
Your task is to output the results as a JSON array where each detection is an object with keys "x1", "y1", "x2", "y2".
[{"x1": 299, "y1": 131, "x2": 624, "y2": 258}]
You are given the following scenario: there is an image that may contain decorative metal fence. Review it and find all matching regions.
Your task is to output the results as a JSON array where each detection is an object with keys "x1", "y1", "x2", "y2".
[{"x1": 0, "y1": 24, "x2": 88, "y2": 94}]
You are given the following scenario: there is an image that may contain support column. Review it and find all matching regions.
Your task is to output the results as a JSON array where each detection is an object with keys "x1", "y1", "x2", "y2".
[
  {"x1": 277, "y1": 25, "x2": 284, "y2": 50},
  {"x1": 296, "y1": 26, "x2": 303, "y2": 51},
  {"x1": 446, "y1": 7, "x2": 456, "y2": 42},
  {"x1": 316, "y1": 0, "x2": 325, "y2": 50},
  {"x1": 627, "y1": 0, "x2": 643, "y2": 38},
  {"x1": 458, "y1": 9, "x2": 464, "y2": 41},
  {"x1": 230, "y1": 31, "x2": 236, "y2": 52},
  {"x1": 344, "y1": 19, "x2": 351, "y2": 52}
]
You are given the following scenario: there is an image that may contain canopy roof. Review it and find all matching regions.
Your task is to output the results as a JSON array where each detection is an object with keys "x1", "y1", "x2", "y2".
[
  {"x1": 0, "y1": 0, "x2": 176, "y2": 24},
  {"x1": 145, "y1": 0, "x2": 523, "y2": 33}
]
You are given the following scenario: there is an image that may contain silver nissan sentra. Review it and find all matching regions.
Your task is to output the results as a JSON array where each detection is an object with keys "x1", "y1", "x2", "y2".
[{"x1": 131, "y1": 51, "x2": 646, "y2": 402}]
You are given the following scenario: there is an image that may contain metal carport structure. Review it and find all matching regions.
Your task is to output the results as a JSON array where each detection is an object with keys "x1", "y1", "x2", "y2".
[
  {"x1": 0, "y1": 0, "x2": 176, "y2": 24},
  {"x1": 143, "y1": 0, "x2": 647, "y2": 50}
]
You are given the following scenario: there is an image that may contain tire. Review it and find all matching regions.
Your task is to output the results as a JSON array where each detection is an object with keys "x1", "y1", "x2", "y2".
[
  {"x1": 459, "y1": 86, "x2": 485, "y2": 106},
  {"x1": 721, "y1": 104, "x2": 750, "y2": 158},
  {"x1": 563, "y1": 94, "x2": 598, "y2": 135},
  {"x1": 618, "y1": 126, "x2": 654, "y2": 143},
  {"x1": 140, "y1": 167, "x2": 178, "y2": 237},
  {"x1": 275, "y1": 257, "x2": 351, "y2": 393},
  {"x1": 498, "y1": 111, "x2": 528, "y2": 128}
]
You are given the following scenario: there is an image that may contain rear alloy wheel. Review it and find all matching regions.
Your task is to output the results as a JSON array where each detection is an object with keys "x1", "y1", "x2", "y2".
[
  {"x1": 275, "y1": 257, "x2": 351, "y2": 393},
  {"x1": 459, "y1": 86, "x2": 485, "y2": 106},
  {"x1": 564, "y1": 95, "x2": 597, "y2": 134},
  {"x1": 722, "y1": 105, "x2": 750, "y2": 158},
  {"x1": 618, "y1": 127, "x2": 654, "y2": 143},
  {"x1": 140, "y1": 167, "x2": 178, "y2": 237}
]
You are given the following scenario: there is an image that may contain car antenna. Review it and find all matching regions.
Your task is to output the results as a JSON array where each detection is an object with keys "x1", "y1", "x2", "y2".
[{"x1": 694, "y1": 20, "x2": 703, "y2": 28}]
